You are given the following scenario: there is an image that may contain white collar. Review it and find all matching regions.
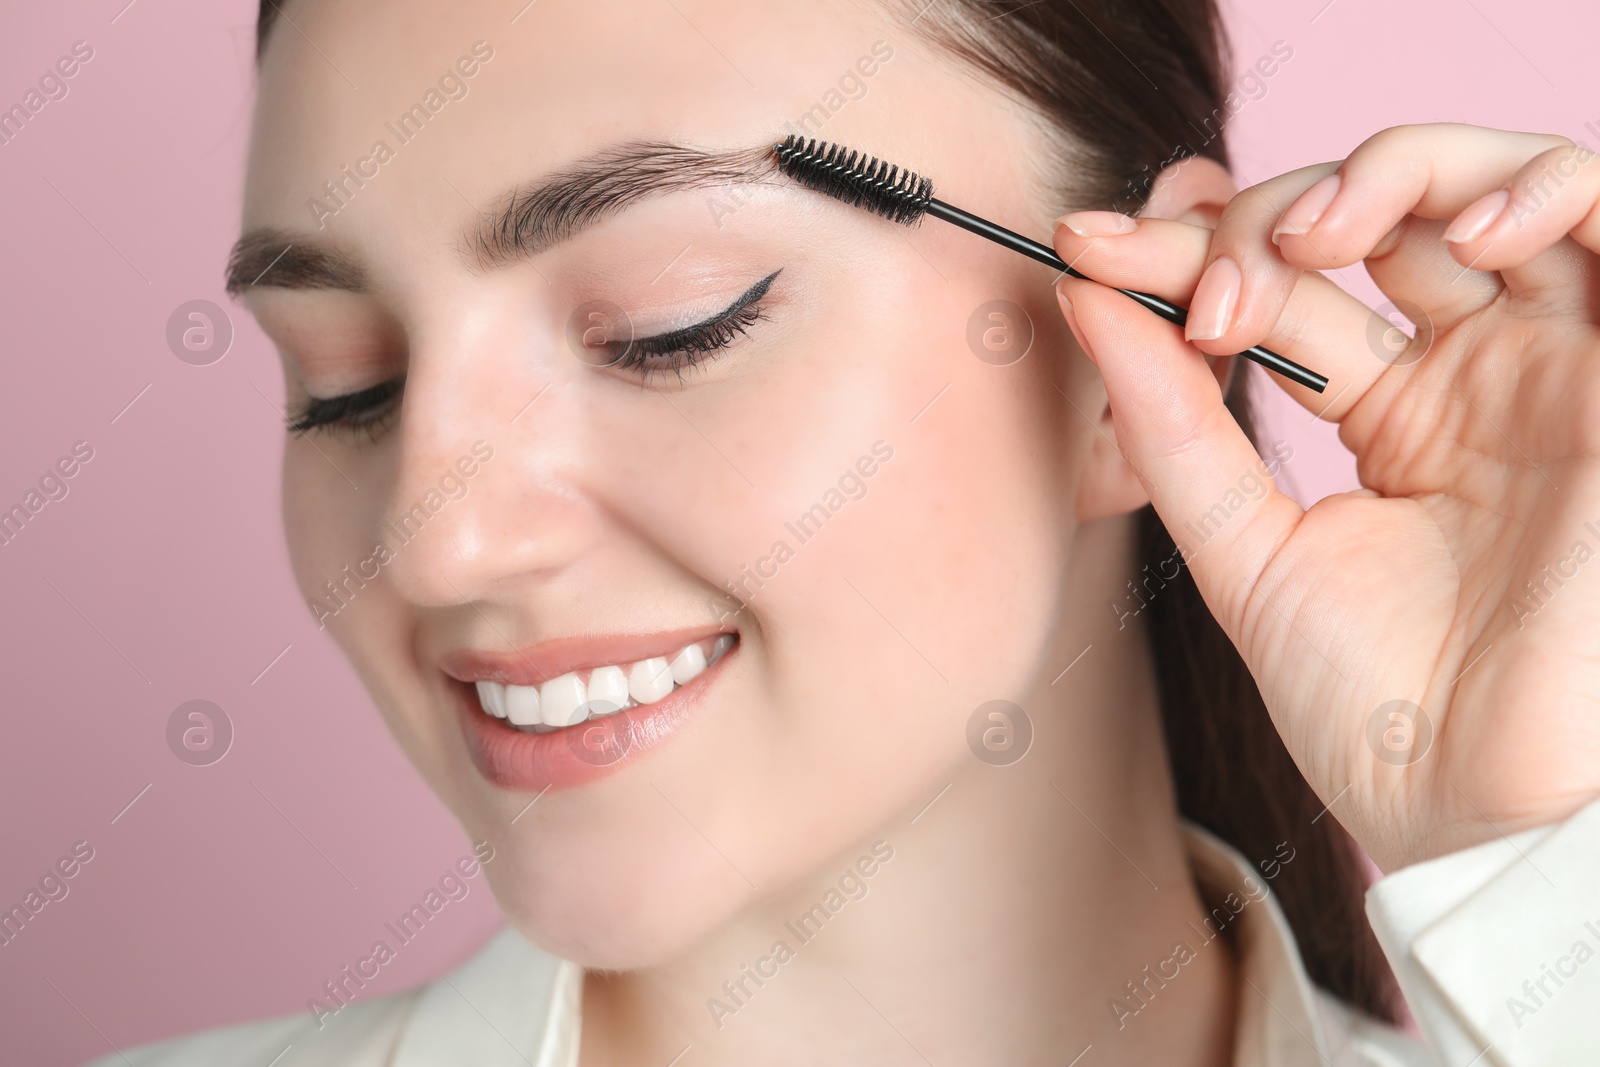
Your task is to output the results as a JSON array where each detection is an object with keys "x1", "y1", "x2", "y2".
[{"x1": 384, "y1": 824, "x2": 1398, "y2": 1066}]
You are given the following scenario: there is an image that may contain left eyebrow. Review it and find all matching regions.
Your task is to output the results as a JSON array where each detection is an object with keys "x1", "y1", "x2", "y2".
[
  {"x1": 224, "y1": 140, "x2": 778, "y2": 293},
  {"x1": 470, "y1": 140, "x2": 776, "y2": 267}
]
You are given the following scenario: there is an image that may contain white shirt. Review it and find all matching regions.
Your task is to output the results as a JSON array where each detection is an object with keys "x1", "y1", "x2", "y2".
[{"x1": 87, "y1": 796, "x2": 1600, "y2": 1066}]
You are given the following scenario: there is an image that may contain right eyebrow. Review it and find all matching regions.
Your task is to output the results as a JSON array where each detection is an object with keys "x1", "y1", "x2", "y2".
[
  {"x1": 225, "y1": 140, "x2": 780, "y2": 294},
  {"x1": 224, "y1": 229, "x2": 368, "y2": 294}
]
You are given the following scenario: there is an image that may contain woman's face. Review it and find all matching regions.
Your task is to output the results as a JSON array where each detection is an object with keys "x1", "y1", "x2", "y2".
[{"x1": 242, "y1": 0, "x2": 1104, "y2": 967}]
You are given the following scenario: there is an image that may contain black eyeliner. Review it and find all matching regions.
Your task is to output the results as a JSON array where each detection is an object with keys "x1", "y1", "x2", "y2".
[
  {"x1": 288, "y1": 270, "x2": 783, "y2": 435},
  {"x1": 624, "y1": 269, "x2": 781, "y2": 355}
]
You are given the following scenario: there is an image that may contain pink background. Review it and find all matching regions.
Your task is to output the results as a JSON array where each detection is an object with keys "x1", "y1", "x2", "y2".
[{"x1": 1, "y1": 1, "x2": 1593, "y2": 1062}]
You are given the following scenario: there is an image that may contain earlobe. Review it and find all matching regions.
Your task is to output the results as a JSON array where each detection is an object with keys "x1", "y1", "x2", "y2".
[{"x1": 1139, "y1": 156, "x2": 1236, "y2": 227}]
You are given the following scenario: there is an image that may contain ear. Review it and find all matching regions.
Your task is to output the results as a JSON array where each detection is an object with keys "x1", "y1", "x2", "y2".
[
  {"x1": 1141, "y1": 155, "x2": 1236, "y2": 229},
  {"x1": 1073, "y1": 156, "x2": 1239, "y2": 524}
]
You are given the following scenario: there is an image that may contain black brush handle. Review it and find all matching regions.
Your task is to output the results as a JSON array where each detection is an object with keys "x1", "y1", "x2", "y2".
[{"x1": 926, "y1": 200, "x2": 1328, "y2": 393}]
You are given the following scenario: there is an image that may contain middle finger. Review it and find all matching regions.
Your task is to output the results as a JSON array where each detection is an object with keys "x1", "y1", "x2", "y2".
[{"x1": 1051, "y1": 212, "x2": 1394, "y2": 421}]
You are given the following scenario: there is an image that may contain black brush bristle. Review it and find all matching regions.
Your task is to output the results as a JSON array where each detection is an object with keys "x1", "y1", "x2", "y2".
[{"x1": 772, "y1": 134, "x2": 933, "y2": 226}]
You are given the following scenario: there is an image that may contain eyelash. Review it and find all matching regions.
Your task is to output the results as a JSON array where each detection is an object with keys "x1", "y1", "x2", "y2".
[
  {"x1": 287, "y1": 269, "x2": 780, "y2": 438},
  {"x1": 287, "y1": 379, "x2": 403, "y2": 439},
  {"x1": 605, "y1": 269, "x2": 780, "y2": 382}
]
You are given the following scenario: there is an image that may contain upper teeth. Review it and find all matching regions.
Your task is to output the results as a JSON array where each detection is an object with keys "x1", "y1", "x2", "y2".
[{"x1": 474, "y1": 635, "x2": 733, "y2": 733}]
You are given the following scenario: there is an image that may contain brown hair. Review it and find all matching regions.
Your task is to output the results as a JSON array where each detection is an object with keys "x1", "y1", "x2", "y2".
[
  {"x1": 895, "y1": 0, "x2": 1399, "y2": 1022},
  {"x1": 253, "y1": 0, "x2": 1398, "y2": 1023}
]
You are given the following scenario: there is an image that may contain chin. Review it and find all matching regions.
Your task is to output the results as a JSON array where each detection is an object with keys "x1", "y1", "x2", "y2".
[{"x1": 482, "y1": 846, "x2": 751, "y2": 969}]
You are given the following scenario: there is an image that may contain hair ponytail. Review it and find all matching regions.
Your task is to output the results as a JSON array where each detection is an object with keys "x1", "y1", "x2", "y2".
[{"x1": 900, "y1": 0, "x2": 1400, "y2": 1023}]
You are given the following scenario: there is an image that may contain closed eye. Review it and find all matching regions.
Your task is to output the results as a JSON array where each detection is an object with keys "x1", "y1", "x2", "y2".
[
  {"x1": 284, "y1": 269, "x2": 781, "y2": 438},
  {"x1": 286, "y1": 378, "x2": 403, "y2": 438},
  {"x1": 599, "y1": 269, "x2": 781, "y2": 382}
]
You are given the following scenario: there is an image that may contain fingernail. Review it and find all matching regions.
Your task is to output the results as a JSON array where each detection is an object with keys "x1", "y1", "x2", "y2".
[
  {"x1": 1444, "y1": 189, "x2": 1510, "y2": 244},
  {"x1": 1186, "y1": 256, "x2": 1241, "y2": 343},
  {"x1": 1057, "y1": 288, "x2": 1096, "y2": 364},
  {"x1": 1271, "y1": 173, "x2": 1341, "y2": 246},
  {"x1": 1057, "y1": 210, "x2": 1139, "y2": 237}
]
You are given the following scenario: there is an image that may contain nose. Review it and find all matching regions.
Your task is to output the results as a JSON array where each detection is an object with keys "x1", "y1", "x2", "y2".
[{"x1": 377, "y1": 314, "x2": 601, "y2": 609}]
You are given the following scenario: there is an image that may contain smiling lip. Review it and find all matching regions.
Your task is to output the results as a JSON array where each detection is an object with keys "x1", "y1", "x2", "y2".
[
  {"x1": 441, "y1": 626, "x2": 732, "y2": 687},
  {"x1": 445, "y1": 627, "x2": 737, "y2": 793}
]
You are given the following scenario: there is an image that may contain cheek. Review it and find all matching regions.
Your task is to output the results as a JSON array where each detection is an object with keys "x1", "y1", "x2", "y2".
[
  {"x1": 282, "y1": 441, "x2": 394, "y2": 634},
  {"x1": 571, "y1": 276, "x2": 1071, "y2": 853},
  {"x1": 760, "y1": 316, "x2": 1070, "y2": 755},
  {"x1": 283, "y1": 446, "x2": 348, "y2": 601},
  {"x1": 612, "y1": 274, "x2": 1069, "y2": 708},
  {"x1": 282, "y1": 441, "x2": 468, "y2": 797}
]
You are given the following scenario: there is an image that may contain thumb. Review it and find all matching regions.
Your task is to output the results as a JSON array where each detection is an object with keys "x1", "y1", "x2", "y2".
[{"x1": 1054, "y1": 276, "x2": 1303, "y2": 630}]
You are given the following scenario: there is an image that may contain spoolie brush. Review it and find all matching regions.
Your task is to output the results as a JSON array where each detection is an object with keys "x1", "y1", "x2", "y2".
[{"x1": 771, "y1": 135, "x2": 1327, "y2": 393}]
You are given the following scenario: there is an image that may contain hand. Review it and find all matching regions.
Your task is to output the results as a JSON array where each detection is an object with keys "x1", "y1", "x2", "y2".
[{"x1": 1051, "y1": 123, "x2": 1600, "y2": 873}]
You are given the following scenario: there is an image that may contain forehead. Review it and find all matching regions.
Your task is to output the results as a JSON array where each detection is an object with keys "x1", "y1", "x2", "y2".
[{"x1": 244, "y1": 0, "x2": 918, "y2": 227}]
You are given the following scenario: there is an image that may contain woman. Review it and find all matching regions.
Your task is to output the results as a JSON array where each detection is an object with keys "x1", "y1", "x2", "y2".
[{"x1": 94, "y1": 0, "x2": 1599, "y2": 1063}]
